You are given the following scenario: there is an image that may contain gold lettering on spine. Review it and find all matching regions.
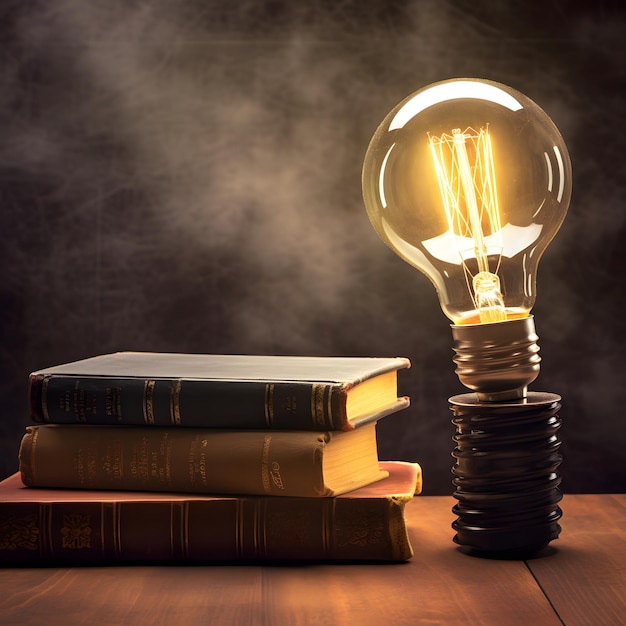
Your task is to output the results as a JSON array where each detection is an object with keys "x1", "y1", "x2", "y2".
[
  {"x1": 73, "y1": 381, "x2": 87, "y2": 422},
  {"x1": 170, "y1": 380, "x2": 182, "y2": 425},
  {"x1": 311, "y1": 384, "x2": 327, "y2": 428},
  {"x1": 265, "y1": 384, "x2": 274, "y2": 427},
  {"x1": 130, "y1": 436, "x2": 150, "y2": 483},
  {"x1": 260, "y1": 435, "x2": 284, "y2": 492},
  {"x1": 188, "y1": 435, "x2": 208, "y2": 486},
  {"x1": 102, "y1": 439, "x2": 124, "y2": 482},
  {"x1": 74, "y1": 442, "x2": 98, "y2": 486},
  {"x1": 261, "y1": 435, "x2": 272, "y2": 493},
  {"x1": 146, "y1": 432, "x2": 172, "y2": 485},
  {"x1": 143, "y1": 380, "x2": 156, "y2": 424},
  {"x1": 41, "y1": 377, "x2": 50, "y2": 422}
]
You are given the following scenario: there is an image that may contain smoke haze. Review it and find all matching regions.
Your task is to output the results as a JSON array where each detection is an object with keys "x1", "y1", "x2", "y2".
[{"x1": 1, "y1": 1, "x2": 625, "y2": 494}]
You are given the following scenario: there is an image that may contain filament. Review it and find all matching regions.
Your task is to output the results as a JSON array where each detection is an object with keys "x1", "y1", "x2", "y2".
[{"x1": 429, "y1": 126, "x2": 506, "y2": 323}]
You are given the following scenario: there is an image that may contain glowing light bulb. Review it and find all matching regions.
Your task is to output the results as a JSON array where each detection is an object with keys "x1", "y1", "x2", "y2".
[
  {"x1": 362, "y1": 78, "x2": 572, "y2": 327},
  {"x1": 362, "y1": 80, "x2": 573, "y2": 552}
]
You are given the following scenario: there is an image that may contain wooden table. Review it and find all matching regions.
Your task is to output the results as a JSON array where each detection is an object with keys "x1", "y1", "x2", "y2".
[{"x1": 1, "y1": 494, "x2": 624, "y2": 625}]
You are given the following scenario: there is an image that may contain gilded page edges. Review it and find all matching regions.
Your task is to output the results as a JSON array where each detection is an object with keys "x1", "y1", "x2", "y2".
[
  {"x1": 170, "y1": 379, "x2": 182, "y2": 425},
  {"x1": 414, "y1": 462, "x2": 423, "y2": 495},
  {"x1": 386, "y1": 499, "x2": 414, "y2": 561}
]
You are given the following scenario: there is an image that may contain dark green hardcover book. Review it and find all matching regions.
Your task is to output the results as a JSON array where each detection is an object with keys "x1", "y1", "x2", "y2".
[{"x1": 29, "y1": 352, "x2": 410, "y2": 430}]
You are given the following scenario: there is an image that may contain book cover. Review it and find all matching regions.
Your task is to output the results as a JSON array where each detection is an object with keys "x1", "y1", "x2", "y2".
[
  {"x1": 0, "y1": 461, "x2": 422, "y2": 563},
  {"x1": 19, "y1": 421, "x2": 387, "y2": 498},
  {"x1": 29, "y1": 352, "x2": 411, "y2": 430}
]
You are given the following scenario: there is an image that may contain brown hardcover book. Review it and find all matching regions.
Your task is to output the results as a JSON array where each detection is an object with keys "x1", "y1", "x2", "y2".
[
  {"x1": 28, "y1": 352, "x2": 410, "y2": 430},
  {"x1": 0, "y1": 461, "x2": 421, "y2": 563},
  {"x1": 19, "y1": 421, "x2": 388, "y2": 497}
]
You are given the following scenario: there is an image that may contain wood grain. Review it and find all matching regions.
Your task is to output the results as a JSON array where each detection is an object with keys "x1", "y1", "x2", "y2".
[
  {"x1": 526, "y1": 494, "x2": 626, "y2": 626},
  {"x1": 1, "y1": 495, "x2": 622, "y2": 625}
]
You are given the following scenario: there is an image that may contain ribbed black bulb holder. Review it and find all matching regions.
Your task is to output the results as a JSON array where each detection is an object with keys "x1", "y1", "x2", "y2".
[
  {"x1": 449, "y1": 317, "x2": 564, "y2": 557},
  {"x1": 449, "y1": 392, "x2": 563, "y2": 556}
]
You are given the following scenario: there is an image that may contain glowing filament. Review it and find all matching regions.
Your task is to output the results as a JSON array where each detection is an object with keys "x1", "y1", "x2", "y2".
[{"x1": 429, "y1": 126, "x2": 506, "y2": 322}]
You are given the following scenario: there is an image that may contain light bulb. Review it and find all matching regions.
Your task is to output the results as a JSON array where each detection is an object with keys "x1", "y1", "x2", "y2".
[
  {"x1": 362, "y1": 78, "x2": 572, "y2": 327},
  {"x1": 362, "y1": 79, "x2": 572, "y2": 553}
]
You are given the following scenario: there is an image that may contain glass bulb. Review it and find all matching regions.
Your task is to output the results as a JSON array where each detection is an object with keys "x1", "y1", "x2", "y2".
[{"x1": 362, "y1": 78, "x2": 572, "y2": 325}]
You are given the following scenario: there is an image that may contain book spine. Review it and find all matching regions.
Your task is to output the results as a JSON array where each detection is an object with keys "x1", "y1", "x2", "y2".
[
  {"x1": 29, "y1": 375, "x2": 348, "y2": 430},
  {"x1": 0, "y1": 496, "x2": 412, "y2": 563},
  {"x1": 18, "y1": 425, "x2": 334, "y2": 497}
]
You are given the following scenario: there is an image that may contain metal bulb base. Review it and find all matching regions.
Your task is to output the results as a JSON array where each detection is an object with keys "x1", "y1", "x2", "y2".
[{"x1": 451, "y1": 316, "x2": 541, "y2": 402}]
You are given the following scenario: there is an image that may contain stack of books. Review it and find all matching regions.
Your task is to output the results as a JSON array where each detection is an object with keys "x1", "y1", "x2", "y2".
[{"x1": 0, "y1": 352, "x2": 422, "y2": 564}]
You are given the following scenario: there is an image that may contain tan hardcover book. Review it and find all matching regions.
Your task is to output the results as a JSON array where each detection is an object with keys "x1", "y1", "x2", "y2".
[
  {"x1": 0, "y1": 461, "x2": 422, "y2": 563},
  {"x1": 19, "y1": 421, "x2": 387, "y2": 497},
  {"x1": 28, "y1": 352, "x2": 410, "y2": 430}
]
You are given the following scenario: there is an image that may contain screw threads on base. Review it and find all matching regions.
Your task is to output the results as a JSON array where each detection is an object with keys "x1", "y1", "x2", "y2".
[
  {"x1": 449, "y1": 392, "x2": 563, "y2": 556},
  {"x1": 451, "y1": 316, "x2": 541, "y2": 401}
]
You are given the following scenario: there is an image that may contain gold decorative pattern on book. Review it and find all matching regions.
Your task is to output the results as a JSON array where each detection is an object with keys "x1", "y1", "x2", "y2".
[
  {"x1": 311, "y1": 384, "x2": 329, "y2": 428},
  {"x1": 143, "y1": 380, "x2": 156, "y2": 424},
  {"x1": 261, "y1": 435, "x2": 272, "y2": 493},
  {"x1": 61, "y1": 513, "x2": 92, "y2": 549},
  {"x1": 0, "y1": 513, "x2": 39, "y2": 551},
  {"x1": 188, "y1": 435, "x2": 209, "y2": 487},
  {"x1": 170, "y1": 379, "x2": 182, "y2": 425}
]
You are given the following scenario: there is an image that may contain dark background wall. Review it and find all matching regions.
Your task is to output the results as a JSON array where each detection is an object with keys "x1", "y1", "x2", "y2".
[{"x1": 1, "y1": 1, "x2": 625, "y2": 495}]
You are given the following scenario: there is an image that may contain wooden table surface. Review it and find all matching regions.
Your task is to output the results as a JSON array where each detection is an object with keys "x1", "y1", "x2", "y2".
[{"x1": 1, "y1": 493, "x2": 624, "y2": 625}]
